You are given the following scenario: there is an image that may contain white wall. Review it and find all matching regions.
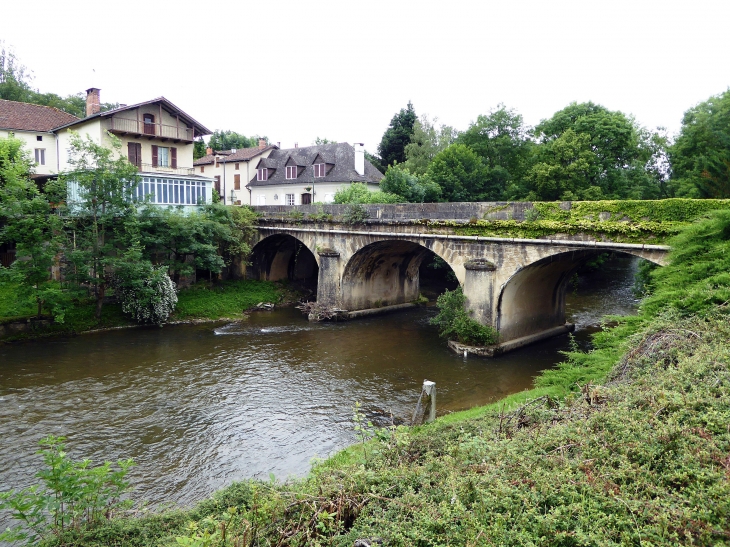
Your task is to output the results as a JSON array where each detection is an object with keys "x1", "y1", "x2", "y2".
[
  {"x1": 0, "y1": 129, "x2": 58, "y2": 175},
  {"x1": 250, "y1": 182, "x2": 380, "y2": 206}
]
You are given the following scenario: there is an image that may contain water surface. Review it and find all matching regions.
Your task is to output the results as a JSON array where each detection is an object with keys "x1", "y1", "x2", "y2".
[{"x1": 0, "y1": 257, "x2": 639, "y2": 511}]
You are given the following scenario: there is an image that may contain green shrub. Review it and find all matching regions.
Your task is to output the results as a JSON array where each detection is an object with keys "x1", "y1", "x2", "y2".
[
  {"x1": 431, "y1": 287, "x2": 498, "y2": 345},
  {"x1": 0, "y1": 436, "x2": 134, "y2": 546}
]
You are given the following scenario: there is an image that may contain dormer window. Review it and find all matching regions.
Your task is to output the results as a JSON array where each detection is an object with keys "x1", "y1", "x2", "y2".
[
  {"x1": 257, "y1": 168, "x2": 268, "y2": 181},
  {"x1": 286, "y1": 166, "x2": 298, "y2": 179},
  {"x1": 313, "y1": 163, "x2": 326, "y2": 177}
]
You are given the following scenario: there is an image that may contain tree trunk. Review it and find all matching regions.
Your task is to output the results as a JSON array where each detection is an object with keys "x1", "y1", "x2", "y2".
[{"x1": 95, "y1": 283, "x2": 105, "y2": 319}]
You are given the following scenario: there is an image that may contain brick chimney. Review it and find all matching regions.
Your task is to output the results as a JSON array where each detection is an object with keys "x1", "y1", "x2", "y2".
[
  {"x1": 85, "y1": 88, "x2": 101, "y2": 117},
  {"x1": 258, "y1": 138, "x2": 266, "y2": 150},
  {"x1": 206, "y1": 147, "x2": 213, "y2": 156}
]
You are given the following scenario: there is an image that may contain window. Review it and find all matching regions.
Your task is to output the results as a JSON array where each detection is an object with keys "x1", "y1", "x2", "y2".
[
  {"x1": 257, "y1": 168, "x2": 268, "y2": 181},
  {"x1": 285, "y1": 193, "x2": 295, "y2": 205},
  {"x1": 214, "y1": 176, "x2": 221, "y2": 195},
  {"x1": 34, "y1": 149, "x2": 45, "y2": 165},
  {"x1": 234, "y1": 174, "x2": 241, "y2": 190},
  {"x1": 313, "y1": 163, "x2": 326, "y2": 177},
  {"x1": 286, "y1": 165, "x2": 298, "y2": 179},
  {"x1": 127, "y1": 142, "x2": 141, "y2": 169},
  {"x1": 134, "y1": 177, "x2": 208, "y2": 206},
  {"x1": 200, "y1": 165, "x2": 204, "y2": 173},
  {"x1": 143, "y1": 114, "x2": 155, "y2": 135},
  {"x1": 151, "y1": 146, "x2": 177, "y2": 168},
  {"x1": 235, "y1": 163, "x2": 239, "y2": 170},
  {"x1": 158, "y1": 147, "x2": 170, "y2": 167},
  {"x1": 36, "y1": 135, "x2": 43, "y2": 142}
]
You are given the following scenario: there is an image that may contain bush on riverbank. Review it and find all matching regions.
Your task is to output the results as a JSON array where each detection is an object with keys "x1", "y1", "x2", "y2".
[{"x1": 0, "y1": 279, "x2": 288, "y2": 342}]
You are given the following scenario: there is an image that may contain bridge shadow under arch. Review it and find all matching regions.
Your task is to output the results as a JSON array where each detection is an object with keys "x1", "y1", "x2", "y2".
[
  {"x1": 341, "y1": 240, "x2": 458, "y2": 310},
  {"x1": 248, "y1": 234, "x2": 318, "y2": 292},
  {"x1": 496, "y1": 250, "x2": 661, "y2": 343}
]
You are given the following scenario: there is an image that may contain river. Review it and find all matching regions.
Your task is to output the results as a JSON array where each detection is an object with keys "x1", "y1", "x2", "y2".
[{"x1": 0, "y1": 256, "x2": 639, "y2": 513}]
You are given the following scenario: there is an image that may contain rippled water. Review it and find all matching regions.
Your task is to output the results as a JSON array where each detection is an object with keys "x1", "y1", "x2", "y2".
[{"x1": 0, "y1": 257, "x2": 639, "y2": 514}]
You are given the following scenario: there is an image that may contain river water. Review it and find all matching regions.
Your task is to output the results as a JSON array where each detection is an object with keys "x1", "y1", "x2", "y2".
[{"x1": 0, "y1": 257, "x2": 639, "y2": 512}]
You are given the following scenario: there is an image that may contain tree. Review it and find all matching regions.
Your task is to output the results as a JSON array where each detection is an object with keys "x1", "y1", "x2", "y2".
[
  {"x1": 0, "y1": 137, "x2": 64, "y2": 318},
  {"x1": 457, "y1": 105, "x2": 534, "y2": 199},
  {"x1": 380, "y1": 163, "x2": 441, "y2": 202},
  {"x1": 138, "y1": 202, "x2": 258, "y2": 283},
  {"x1": 669, "y1": 89, "x2": 730, "y2": 198},
  {"x1": 426, "y1": 144, "x2": 491, "y2": 202},
  {"x1": 525, "y1": 101, "x2": 656, "y2": 200},
  {"x1": 193, "y1": 139, "x2": 207, "y2": 160},
  {"x1": 55, "y1": 133, "x2": 141, "y2": 318},
  {"x1": 403, "y1": 115, "x2": 458, "y2": 175},
  {"x1": 377, "y1": 101, "x2": 417, "y2": 168},
  {"x1": 208, "y1": 130, "x2": 262, "y2": 151}
]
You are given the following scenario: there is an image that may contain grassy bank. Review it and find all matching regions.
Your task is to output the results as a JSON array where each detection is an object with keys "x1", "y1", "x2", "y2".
[
  {"x1": 0, "y1": 279, "x2": 288, "y2": 343},
  {"x1": 16, "y1": 210, "x2": 727, "y2": 546}
]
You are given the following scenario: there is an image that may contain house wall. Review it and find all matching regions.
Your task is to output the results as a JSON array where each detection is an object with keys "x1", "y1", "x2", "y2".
[
  {"x1": 196, "y1": 148, "x2": 276, "y2": 205},
  {"x1": 109, "y1": 133, "x2": 196, "y2": 172},
  {"x1": 56, "y1": 119, "x2": 104, "y2": 171},
  {"x1": 0, "y1": 129, "x2": 58, "y2": 175},
  {"x1": 250, "y1": 182, "x2": 380, "y2": 206}
]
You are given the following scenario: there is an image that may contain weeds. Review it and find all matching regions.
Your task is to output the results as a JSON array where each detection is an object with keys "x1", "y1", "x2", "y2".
[{"x1": 0, "y1": 436, "x2": 134, "y2": 546}]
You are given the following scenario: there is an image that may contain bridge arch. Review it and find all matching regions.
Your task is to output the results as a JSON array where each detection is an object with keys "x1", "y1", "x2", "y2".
[
  {"x1": 248, "y1": 233, "x2": 319, "y2": 291},
  {"x1": 495, "y1": 250, "x2": 658, "y2": 342},
  {"x1": 340, "y1": 239, "x2": 457, "y2": 310}
]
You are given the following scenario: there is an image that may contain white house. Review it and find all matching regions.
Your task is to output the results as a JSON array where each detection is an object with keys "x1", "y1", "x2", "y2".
[
  {"x1": 193, "y1": 140, "x2": 278, "y2": 205},
  {"x1": 247, "y1": 142, "x2": 383, "y2": 206}
]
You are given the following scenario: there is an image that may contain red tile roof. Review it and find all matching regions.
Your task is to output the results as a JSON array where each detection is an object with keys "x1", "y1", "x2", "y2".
[{"x1": 0, "y1": 99, "x2": 79, "y2": 132}]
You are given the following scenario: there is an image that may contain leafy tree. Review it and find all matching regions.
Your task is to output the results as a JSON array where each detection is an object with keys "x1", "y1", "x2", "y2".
[
  {"x1": 138, "y1": 203, "x2": 258, "y2": 283},
  {"x1": 314, "y1": 137, "x2": 336, "y2": 145},
  {"x1": 54, "y1": 133, "x2": 141, "y2": 318},
  {"x1": 669, "y1": 89, "x2": 730, "y2": 198},
  {"x1": 113, "y1": 255, "x2": 177, "y2": 325},
  {"x1": 403, "y1": 114, "x2": 458, "y2": 175},
  {"x1": 333, "y1": 183, "x2": 400, "y2": 204},
  {"x1": 377, "y1": 101, "x2": 417, "y2": 168},
  {"x1": 208, "y1": 130, "x2": 262, "y2": 151},
  {"x1": 0, "y1": 137, "x2": 64, "y2": 318},
  {"x1": 426, "y1": 144, "x2": 491, "y2": 202},
  {"x1": 380, "y1": 163, "x2": 441, "y2": 202},
  {"x1": 193, "y1": 139, "x2": 207, "y2": 160},
  {"x1": 457, "y1": 105, "x2": 534, "y2": 199},
  {"x1": 525, "y1": 101, "x2": 660, "y2": 200}
]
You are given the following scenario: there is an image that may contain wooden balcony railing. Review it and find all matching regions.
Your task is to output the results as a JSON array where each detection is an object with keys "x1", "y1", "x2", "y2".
[{"x1": 105, "y1": 118, "x2": 194, "y2": 142}]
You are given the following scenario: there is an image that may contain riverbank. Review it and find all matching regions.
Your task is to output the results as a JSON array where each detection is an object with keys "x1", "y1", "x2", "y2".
[
  {"x1": 22, "y1": 211, "x2": 729, "y2": 546},
  {"x1": 0, "y1": 279, "x2": 297, "y2": 343}
]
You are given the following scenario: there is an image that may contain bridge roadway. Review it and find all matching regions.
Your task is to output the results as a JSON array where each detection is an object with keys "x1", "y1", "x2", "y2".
[{"x1": 249, "y1": 203, "x2": 669, "y2": 352}]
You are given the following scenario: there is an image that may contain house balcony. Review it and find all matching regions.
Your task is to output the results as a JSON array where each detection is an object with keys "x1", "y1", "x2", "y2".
[
  {"x1": 139, "y1": 163, "x2": 195, "y2": 176},
  {"x1": 105, "y1": 117, "x2": 194, "y2": 142}
]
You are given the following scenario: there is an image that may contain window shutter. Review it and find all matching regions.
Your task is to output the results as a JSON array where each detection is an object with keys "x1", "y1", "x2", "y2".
[
  {"x1": 234, "y1": 174, "x2": 241, "y2": 190},
  {"x1": 151, "y1": 145, "x2": 158, "y2": 167},
  {"x1": 128, "y1": 142, "x2": 135, "y2": 164},
  {"x1": 170, "y1": 147, "x2": 177, "y2": 168}
]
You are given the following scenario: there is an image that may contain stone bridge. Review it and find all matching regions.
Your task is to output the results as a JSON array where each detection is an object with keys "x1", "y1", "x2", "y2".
[{"x1": 249, "y1": 202, "x2": 670, "y2": 352}]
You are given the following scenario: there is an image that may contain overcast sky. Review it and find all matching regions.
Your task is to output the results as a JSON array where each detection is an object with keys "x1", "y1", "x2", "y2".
[{"x1": 2, "y1": 0, "x2": 729, "y2": 153}]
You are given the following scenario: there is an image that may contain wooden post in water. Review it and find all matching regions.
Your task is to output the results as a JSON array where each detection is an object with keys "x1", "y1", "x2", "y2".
[{"x1": 423, "y1": 380, "x2": 436, "y2": 423}]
